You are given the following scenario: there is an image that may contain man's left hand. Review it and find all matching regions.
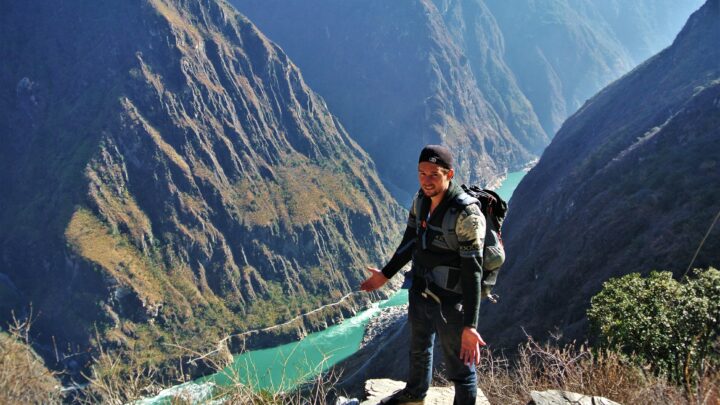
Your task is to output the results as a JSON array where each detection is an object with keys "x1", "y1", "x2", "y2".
[{"x1": 460, "y1": 327, "x2": 486, "y2": 365}]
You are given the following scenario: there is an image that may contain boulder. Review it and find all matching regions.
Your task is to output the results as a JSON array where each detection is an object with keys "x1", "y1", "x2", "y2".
[{"x1": 529, "y1": 390, "x2": 621, "y2": 405}]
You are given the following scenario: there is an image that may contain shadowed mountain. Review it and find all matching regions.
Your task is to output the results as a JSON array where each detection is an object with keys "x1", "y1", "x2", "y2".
[
  {"x1": 0, "y1": 0, "x2": 403, "y2": 377},
  {"x1": 484, "y1": 0, "x2": 704, "y2": 135},
  {"x1": 232, "y1": 0, "x2": 538, "y2": 200},
  {"x1": 480, "y1": 0, "x2": 720, "y2": 349},
  {"x1": 431, "y1": 0, "x2": 550, "y2": 156},
  {"x1": 333, "y1": 2, "x2": 718, "y2": 389},
  {"x1": 591, "y1": 0, "x2": 707, "y2": 64}
]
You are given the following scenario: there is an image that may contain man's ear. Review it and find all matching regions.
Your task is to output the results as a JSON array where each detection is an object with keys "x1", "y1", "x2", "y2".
[{"x1": 447, "y1": 169, "x2": 454, "y2": 180}]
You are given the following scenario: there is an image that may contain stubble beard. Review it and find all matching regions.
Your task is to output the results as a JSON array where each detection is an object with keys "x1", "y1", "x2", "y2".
[{"x1": 422, "y1": 188, "x2": 440, "y2": 198}]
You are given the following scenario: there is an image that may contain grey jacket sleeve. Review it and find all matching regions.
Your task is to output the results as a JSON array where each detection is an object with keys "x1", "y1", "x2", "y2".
[{"x1": 456, "y1": 205, "x2": 485, "y2": 328}]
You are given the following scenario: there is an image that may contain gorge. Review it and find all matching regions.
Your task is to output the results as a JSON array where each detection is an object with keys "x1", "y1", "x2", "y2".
[{"x1": 0, "y1": 0, "x2": 713, "y2": 401}]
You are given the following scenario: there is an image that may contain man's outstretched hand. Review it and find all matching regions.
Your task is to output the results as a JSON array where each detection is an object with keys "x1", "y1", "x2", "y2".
[
  {"x1": 460, "y1": 327, "x2": 486, "y2": 366},
  {"x1": 360, "y1": 267, "x2": 388, "y2": 292}
]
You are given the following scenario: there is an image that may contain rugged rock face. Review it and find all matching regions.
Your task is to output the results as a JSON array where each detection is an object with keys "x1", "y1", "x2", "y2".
[
  {"x1": 0, "y1": 0, "x2": 403, "y2": 376},
  {"x1": 232, "y1": 0, "x2": 538, "y2": 199},
  {"x1": 480, "y1": 0, "x2": 720, "y2": 349}
]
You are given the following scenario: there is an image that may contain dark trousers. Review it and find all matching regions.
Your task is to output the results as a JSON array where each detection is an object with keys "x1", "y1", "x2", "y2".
[{"x1": 405, "y1": 289, "x2": 477, "y2": 405}]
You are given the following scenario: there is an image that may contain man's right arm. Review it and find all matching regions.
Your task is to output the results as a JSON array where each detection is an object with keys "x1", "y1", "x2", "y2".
[
  {"x1": 381, "y1": 195, "x2": 418, "y2": 278},
  {"x1": 360, "y1": 197, "x2": 418, "y2": 291},
  {"x1": 380, "y1": 223, "x2": 416, "y2": 279},
  {"x1": 360, "y1": 224, "x2": 415, "y2": 292}
]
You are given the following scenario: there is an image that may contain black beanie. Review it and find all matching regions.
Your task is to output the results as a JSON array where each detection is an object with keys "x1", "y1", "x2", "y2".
[{"x1": 418, "y1": 144, "x2": 453, "y2": 169}]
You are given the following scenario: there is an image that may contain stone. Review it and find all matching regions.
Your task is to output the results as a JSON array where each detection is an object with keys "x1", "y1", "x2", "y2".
[
  {"x1": 360, "y1": 378, "x2": 490, "y2": 405},
  {"x1": 336, "y1": 396, "x2": 360, "y2": 405},
  {"x1": 528, "y1": 390, "x2": 622, "y2": 405}
]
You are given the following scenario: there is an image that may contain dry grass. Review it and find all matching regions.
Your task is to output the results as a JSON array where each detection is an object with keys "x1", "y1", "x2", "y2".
[
  {"x1": 5, "y1": 318, "x2": 716, "y2": 404},
  {"x1": 0, "y1": 316, "x2": 61, "y2": 404},
  {"x1": 77, "y1": 342, "x2": 168, "y2": 404},
  {"x1": 476, "y1": 336, "x2": 719, "y2": 405},
  {"x1": 77, "y1": 335, "x2": 342, "y2": 404},
  {"x1": 213, "y1": 366, "x2": 341, "y2": 405}
]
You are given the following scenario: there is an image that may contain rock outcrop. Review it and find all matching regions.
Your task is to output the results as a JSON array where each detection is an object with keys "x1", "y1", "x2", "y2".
[
  {"x1": 334, "y1": 306, "x2": 412, "y2": 396},
  {"x1": 353, "y1": 378, "x2": 491, "y2": 405}
]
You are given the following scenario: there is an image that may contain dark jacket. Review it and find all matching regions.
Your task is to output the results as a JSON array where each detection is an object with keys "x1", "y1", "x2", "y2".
[{"x1": 381, "y1": 181, "x2": 484, "y2": 328}]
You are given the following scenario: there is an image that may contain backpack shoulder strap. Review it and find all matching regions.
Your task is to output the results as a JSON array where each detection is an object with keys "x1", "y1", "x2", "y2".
[
  {"x1": 443, "y1": 192, "x2": 479, "y2": 251},
  {"x1": 412, "y1": 189, "x2": 425, "y2": 234}
]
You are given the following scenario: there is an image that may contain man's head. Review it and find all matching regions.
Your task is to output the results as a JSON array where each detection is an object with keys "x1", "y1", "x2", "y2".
[{"x1": 418, "y1": 145, "x2": 454, "y2": 199}]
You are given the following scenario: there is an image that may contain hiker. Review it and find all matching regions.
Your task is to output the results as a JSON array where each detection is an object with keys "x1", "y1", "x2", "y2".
[{"x1": 361, "y1": 144, "x2": 486, "y2": 405}]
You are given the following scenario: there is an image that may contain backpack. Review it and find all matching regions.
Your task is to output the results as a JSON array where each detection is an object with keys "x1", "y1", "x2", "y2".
[{"x1": 421, "y1": 184, "x2": 507, "y2": 302}]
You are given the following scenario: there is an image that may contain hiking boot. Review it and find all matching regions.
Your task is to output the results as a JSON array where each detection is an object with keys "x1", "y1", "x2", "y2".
[{"x1": 378, "y1": 389, "x2": 425, "y2": 404}]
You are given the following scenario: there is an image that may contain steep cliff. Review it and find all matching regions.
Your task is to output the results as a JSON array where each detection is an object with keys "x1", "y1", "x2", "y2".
[
  {"x1": 233, "y1": 0, "x2": 537, "y2": 199},
  {"x1": 431, "y1": 0, "x2": 550, "y2": 156},
  {"x1": 0, "y1": 0, "x2": 403, "y2": 377},
  {"x1": 480, "y1": 0, "x2": 720, "y2": 349}
]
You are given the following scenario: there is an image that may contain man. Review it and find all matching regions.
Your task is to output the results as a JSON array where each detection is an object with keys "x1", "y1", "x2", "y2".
[{"x1": 361, "y1": 145, "x2": 486, "y2": 405}]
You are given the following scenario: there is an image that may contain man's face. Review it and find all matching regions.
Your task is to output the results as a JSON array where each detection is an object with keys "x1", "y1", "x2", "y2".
[{"x1": 418, "y1": 161, "x2": 453, "y2": 198}]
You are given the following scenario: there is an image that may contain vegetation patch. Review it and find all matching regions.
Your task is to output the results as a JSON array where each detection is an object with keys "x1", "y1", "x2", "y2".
[
  {"x1": 65, "y1": 208, "x2": 164, "y2": 304},
  {"x1": 589, "y1": 267, "x2": 720, "y2": 393}
]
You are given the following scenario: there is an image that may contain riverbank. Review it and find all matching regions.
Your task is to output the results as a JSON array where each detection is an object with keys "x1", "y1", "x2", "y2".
[
  {"x1": 360, "y1": 305, "x2": 407, "y2": 348},
  {"x1": 223, "y1": 291, "x2": 378, "y2": 353},
  {"x1": 333, "y1": 304, "x2": 411, "y2": 398},
  {"x1": 138, "y1": 291, "x2": 409, "y2": 404}
]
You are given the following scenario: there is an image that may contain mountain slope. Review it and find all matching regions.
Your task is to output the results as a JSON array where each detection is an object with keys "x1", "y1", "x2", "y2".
[
  {"x1": 484, "y1": 0, "x2": 704, "y2": 135},
  {"x1": 592, "y1": 0, "x2": 706, "y2": 65},
  {"x1": 431, "y1": 0, "x2": 550, "y2": 156},
  {"x1": 232, "y1": 0, "x2": 537, "y2": 199},
  {"x1": 480, "y1": 0, "x2": 720, "y2": 349},
  {"x1": 0, "y1": 0, "x2": 403, "y2": 376}
]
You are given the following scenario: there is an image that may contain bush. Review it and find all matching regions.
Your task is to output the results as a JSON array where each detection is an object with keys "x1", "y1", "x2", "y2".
[{"x1": 588, "y1": 268, "x2": 720, "y2": 391}]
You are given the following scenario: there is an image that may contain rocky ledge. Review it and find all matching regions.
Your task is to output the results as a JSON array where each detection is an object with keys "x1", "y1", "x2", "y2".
[{"x1": 335, "y1": 378, "x2": 490, "y2": 405}]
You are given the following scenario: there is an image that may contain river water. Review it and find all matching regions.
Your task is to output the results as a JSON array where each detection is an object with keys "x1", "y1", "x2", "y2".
[
  {"x1": 140, "y1": 171, "x2": 526, "y2": 404},
  {"x1": 494, "y1": 170, "x2": 525, "y2": 202}
]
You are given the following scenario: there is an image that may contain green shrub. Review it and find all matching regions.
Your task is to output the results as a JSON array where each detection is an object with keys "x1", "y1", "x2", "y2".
[{"x1": 588, "y1": 268, "x2": 720, "y2": 389}]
